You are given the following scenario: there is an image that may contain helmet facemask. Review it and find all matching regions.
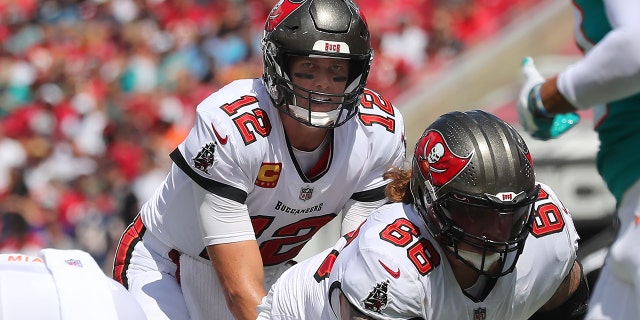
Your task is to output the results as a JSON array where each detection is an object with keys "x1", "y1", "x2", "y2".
[
  {"x1": 266, "y1": 52, "x2": 371, "y2": 128},
  {"x1": 422, "y1": 186, "x2": 540, "y2": 278}
]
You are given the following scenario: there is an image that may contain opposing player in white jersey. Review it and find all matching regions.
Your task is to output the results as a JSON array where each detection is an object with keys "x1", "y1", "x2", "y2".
[
  {"x1": 257, "y1": 110, "x2": 589, "y2": 320},
  {"x1": 112, "y1": 0, "x2": 406, "y2": 319},
  {"x1": 0, "y1": 249, "x2": 146, "y2": 320},
  {"x1": 516, "y1": 0, "x2": 640, "y2": 318}
]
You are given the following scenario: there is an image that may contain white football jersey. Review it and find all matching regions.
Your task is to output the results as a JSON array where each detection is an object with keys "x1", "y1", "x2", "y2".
[
  {"x1": 257, "y1": 234, "x2": 354, "y2": 320},
  {"x1": 140, "y1": 79, "x2": 405, "y2": 266},
  {"x1": 258, "y1": 182, "x2": 580, "y2": 320}
]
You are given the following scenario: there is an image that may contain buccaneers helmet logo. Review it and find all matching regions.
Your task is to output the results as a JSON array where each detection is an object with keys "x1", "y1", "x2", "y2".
[
  {"x1": 414, "y1": 130, "x2": 472, "y2": 187},
  {"x1": 265, "y1": 0, "x2": 304, "y2": 31}
]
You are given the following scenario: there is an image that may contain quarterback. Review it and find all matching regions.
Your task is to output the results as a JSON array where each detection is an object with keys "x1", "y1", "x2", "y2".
[
  {"x1": 257, "y1": 111, "x2": 589, "y2": 320},
  {"x1": 112, "y1": 0, "x2": 406, "y2": 319}
]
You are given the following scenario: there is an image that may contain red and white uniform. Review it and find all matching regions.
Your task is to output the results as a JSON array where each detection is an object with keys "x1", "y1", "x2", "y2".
[
  {"x1": 113, "y1": 79, "x2": 405, "y2": 319},
  {"x1": 0, "y1": 249, "x2": 146, "y2": 320},
  {"x1": 257, "y1": 182, "x2": 579, "y2": 320}
]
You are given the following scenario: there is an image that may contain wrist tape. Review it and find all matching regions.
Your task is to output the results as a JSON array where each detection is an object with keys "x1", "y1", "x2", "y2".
[{"x1": 528, "y1": 83, "x2": 552, "y2": 118}]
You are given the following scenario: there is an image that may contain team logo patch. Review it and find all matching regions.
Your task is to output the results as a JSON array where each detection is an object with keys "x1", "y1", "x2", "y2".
[
  {"x1": 299, "y1": 186, "x2": 313, "y2": 201},
  {"x1": 65, "y1": 259, "x2": 83, "y2": 267},
  {"x1": 193, "y1": 142, "x2": 217, "y2": 174},
  {"x1": 362, "y1": 280, "x2": 390, "y2": 314},
  {"x1": 474, "y1": 307, "x2": 487, "y2": 320},
  {"x1": 255, "y1": 163, "x2": 282, "y2": 188},
  {"x1": 414, "y1": 129, "x2": 472, "y2": 188}
]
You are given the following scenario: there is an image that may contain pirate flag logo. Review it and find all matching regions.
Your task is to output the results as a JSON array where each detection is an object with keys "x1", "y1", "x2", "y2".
[
  {"x1": 362, "y1": 280, "x2": 390, "y2": 314},
  {"x1": 414, "y1": 129, "x2": 473, "y2": 188},
  {"x1": 193, "y1": 142, "x2": 216, "y2": 174}
]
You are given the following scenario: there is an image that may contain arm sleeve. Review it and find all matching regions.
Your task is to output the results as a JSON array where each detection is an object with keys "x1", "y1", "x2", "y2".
[
  {"x1": 192, "y1": 182, "x2": 256, "y2": 246},
  {"x1": 557, "y1": 0, "x2": 640, "y2": 109},
  {"x1": 340, "y1": 198, "x2": 388, "y2": 235}
]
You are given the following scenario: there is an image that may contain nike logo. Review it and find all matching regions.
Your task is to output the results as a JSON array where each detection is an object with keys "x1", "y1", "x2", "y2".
[
  {"x1": 212, "y1": 124, "x2": 228, "y2": 145},
  {"x1": 378, "y1": 260, "x2": 400, "y2": 278}
]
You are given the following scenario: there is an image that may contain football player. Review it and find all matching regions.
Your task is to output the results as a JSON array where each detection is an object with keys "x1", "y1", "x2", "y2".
[
  {"x1": 257, "y1": 110, "x2": 589, "y2": 320},
  {"x1": 0, "y1": 249, "x2": 146, "y2": 319},
  {"x1": 112, "y1": 0, "x2": 406, "y2": 319},
  {"x1": 516, "y1": 0, "x2": 640, "y2": 318}
]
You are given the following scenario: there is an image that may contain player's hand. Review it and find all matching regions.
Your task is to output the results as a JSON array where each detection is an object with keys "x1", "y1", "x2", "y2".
[{"x1": 517, "y1": 57, "x2": 579, "y2": 141}]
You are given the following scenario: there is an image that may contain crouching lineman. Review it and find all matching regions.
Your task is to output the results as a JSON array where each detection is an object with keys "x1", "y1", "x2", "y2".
[
  {"x1": 0, "y1": 248, "x2": 146, "y2": 320},
  {"x1": 257, "y1": 110, "x2": 589, "y2": 319}
]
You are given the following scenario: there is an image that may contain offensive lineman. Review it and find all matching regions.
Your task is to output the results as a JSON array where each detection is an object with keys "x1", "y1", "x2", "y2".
[
  {"x1": 516, "y1": 0, "x2": 640, "y2": 318},
  {"x1": 0, "y1": 249, "x2": 146, "y2": 320},
  {"x1": 112, "y1": 0, "x2": 406, "y2": 319},
  {"x1": 257, "y1": 111, "x2": 589, "y2": 320}
]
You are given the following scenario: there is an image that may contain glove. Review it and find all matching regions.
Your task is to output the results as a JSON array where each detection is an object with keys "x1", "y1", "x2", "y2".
[{"x1": 517, "y1": 57, "x2": 579, "y2": 140}]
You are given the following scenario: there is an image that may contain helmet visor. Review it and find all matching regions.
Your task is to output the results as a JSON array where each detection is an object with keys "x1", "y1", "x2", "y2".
[
  {"x1": 440, "y1": 197, "x2": 533, "y2": 244},
  {"x1": 432, "y1": 187, "x2": 539, "y2": 276}
]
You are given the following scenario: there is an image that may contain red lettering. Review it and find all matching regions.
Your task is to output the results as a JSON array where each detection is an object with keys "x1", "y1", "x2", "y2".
[{"x1": 324, "y1": 43, "x2": 340, "y2": 52}]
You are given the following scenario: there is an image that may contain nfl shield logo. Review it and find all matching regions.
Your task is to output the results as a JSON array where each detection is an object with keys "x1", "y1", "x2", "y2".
[
  {"x1": 474, "y1": 307, "x2": 486, "y2": 320},
  {"x1": 299, "y1": 186, "x2": 313, "y2": 201},
  {"x1": 65, "y1": 259, "x2": 83, "y2": 267}
]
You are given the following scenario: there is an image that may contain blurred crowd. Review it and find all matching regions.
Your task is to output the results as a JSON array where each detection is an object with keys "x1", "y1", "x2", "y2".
[{"x1": 0, "y1": 0, "x2": 538, "y2": 271}]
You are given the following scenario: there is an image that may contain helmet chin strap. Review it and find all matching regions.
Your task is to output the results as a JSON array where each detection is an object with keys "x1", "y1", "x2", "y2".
[{"x1": 455, "y1": 248, "x2": 501, "y2": 272}]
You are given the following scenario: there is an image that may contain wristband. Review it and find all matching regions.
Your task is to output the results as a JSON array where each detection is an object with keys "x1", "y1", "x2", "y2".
[{"x1": 528, "y1": 83, "x2": 552, "y2": 118}]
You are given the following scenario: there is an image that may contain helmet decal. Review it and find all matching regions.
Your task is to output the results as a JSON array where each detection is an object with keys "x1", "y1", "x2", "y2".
[
  {"x1": 266, "y1": 0, "x2": 304, "y2": 31},
  {"x1": 415, "y1": 129, "x2": 473, "y2": 188}
]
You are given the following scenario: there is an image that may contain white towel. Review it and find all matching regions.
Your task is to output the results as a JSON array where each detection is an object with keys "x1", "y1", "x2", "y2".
[{"x1": 40, "y1": 249, "x2": 117, "y2": 320}]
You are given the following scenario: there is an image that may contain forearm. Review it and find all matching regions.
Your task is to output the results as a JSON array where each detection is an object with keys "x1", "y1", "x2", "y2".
[
  {"x1": 225, "y1": 283, "x2": 265, "y2": 320},
  {"x1": 208, "y1": 242, "x2": 266, "y2": 320},
  {"x1": 539, "y1": 76, "x2": 576, "y2": 114}
]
